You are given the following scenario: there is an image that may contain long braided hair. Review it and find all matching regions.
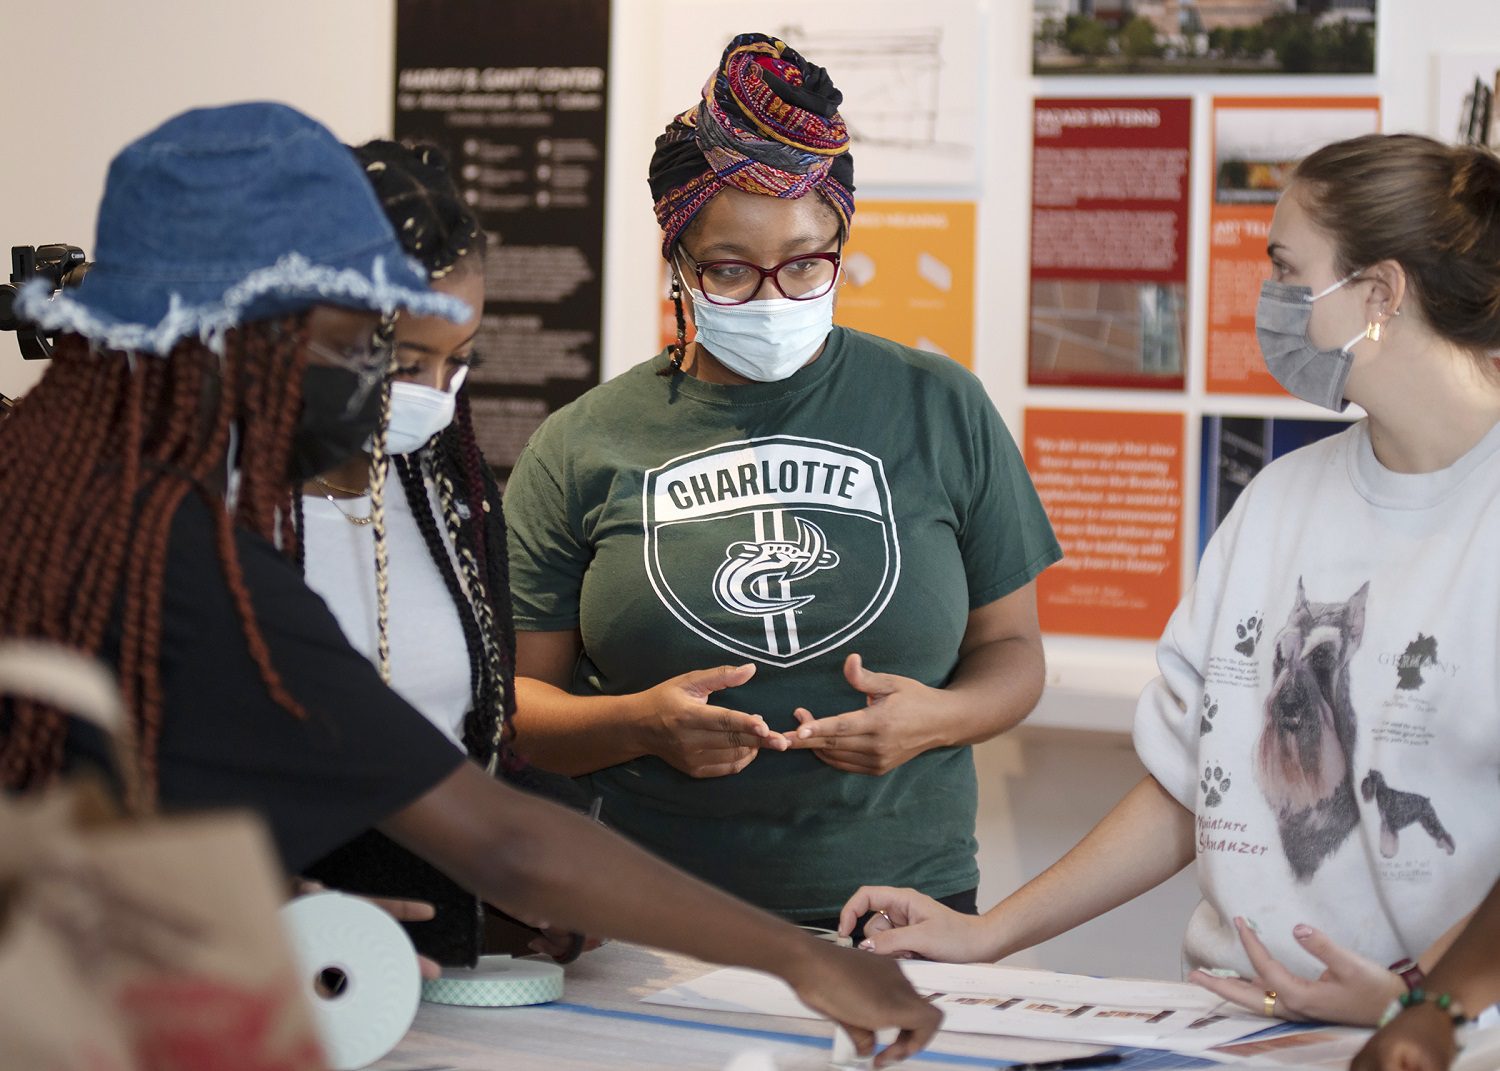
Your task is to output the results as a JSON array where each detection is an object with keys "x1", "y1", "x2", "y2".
[
  {"x1": 0, "y1": 326, "x2": 310, "y2": 804},
  {"x1": 353, "y1": 140, "x2": 517, "y2": 772}
]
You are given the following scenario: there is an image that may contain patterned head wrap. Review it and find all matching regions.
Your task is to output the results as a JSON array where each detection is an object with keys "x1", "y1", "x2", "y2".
[{"x1": 649, "y1": 33, "x2": 855, "y2": 256}]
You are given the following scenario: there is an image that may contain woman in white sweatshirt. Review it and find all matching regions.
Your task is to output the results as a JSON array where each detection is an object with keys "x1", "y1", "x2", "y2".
[{"x1": 841, "y1": 133, "x2": 1500, "y2": 1030}]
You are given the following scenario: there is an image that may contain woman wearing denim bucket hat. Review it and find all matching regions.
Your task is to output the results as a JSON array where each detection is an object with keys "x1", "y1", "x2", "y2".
[
  {"x1": 503, "y1": 33, "x2": 1060, "y2": 934},
  {"x1": 846, "y1": 133, "x2": 1500, "y2": 1034},
  {"x1": 0, "y1": 101, "x2": 939, "y2": 1064}
]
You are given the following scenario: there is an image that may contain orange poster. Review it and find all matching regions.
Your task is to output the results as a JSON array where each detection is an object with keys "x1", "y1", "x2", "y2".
[
  {"x1": 659, "y1": 199, "x2": 976, "y2": 367},
  {"x1": 1025, "y1": 408, "x2": 1184, "y2": 640},
  {"x1": 1206, "y1": 97, "x2": 1380, "y2": 395},
  {"x1": 835, "y1": 200, "x2": 976, "y2": 367}
]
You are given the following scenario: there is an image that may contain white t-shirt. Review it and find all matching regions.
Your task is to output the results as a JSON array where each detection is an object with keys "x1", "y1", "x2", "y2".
[
  {"x1": 1134, "y1": 418, "x2": 1500, "y2": 979},
  {"x1": 300, "y1": 475, "x2": 471, "y2": 748}
]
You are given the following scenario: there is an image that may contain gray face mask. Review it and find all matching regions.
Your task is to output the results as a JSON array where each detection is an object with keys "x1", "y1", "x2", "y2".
[{"x1": 1255, "y1": 274, "x2": 1367, "y2": 412}]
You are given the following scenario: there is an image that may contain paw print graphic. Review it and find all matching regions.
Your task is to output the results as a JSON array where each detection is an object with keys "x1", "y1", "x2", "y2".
[
  {"x1": 1200, "y1": 694, "x2": 1219, "y2": 735},
  {"x1": 1234, "y1": 615, "x2": 1263, "y2": 658},
  {"x1": 1201, "y1": 764, "x2": 1231, "y2": 808}
]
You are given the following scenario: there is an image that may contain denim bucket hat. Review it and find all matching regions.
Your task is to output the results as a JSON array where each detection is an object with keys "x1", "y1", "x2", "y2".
[{"x1": 16, "y1": 101, "x2": 469, "y2": 356}]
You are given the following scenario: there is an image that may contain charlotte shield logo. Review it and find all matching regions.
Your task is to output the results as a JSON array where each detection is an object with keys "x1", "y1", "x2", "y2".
[{"x1": 642, "y1": 435, "x2": 901, "y2": 667}]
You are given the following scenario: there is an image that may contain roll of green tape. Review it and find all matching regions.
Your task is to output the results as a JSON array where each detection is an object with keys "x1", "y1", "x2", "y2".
[{"x1": 421, "y1": 954, "x2": 565, "y2": 1007}]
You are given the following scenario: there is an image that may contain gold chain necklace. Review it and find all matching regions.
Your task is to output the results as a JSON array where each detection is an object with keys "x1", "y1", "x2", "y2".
[
  {"x1": 313, "y1": 474, "x2": 369, "y2": 496},
  {"x1": 311, "y1": 476, "x2": 373, "y2": 526}
]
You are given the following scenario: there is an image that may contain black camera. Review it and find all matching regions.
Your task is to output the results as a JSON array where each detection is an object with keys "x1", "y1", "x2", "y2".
[{"x1": 0, "y1": 244, "x2": 91, "y2": 360}]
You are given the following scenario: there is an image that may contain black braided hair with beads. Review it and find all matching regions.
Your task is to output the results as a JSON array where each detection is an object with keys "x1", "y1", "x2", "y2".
[{"x1": 353, "y1": 139, "x2": 517, "y2": 771}]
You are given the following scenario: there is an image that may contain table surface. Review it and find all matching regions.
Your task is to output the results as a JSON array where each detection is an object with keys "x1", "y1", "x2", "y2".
[{"x1": 372, "y1": 942, "x2": 1225, "y2": 1071}]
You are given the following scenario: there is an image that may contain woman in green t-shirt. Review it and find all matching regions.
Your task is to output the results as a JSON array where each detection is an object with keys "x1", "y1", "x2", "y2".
[{"x1": 505, "y1": 33, "x2": 1061, "y2": 931}]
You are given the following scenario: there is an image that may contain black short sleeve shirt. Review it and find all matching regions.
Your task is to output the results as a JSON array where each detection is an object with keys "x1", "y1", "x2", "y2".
[{"x1": 71, "y1": 494, "x2": 465, "y2": 873}]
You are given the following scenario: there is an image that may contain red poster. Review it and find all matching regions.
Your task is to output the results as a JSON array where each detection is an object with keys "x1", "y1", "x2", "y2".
[
  {"x1": 1028, "y1": 98, "x2": 1191, "y2": 391},
  {"x1": 1206, "y1": 97, "x2": 1380, "y2": 395},
  {"x1": 1025, "y1": 408, "x2": 1184, "y2": 640}
]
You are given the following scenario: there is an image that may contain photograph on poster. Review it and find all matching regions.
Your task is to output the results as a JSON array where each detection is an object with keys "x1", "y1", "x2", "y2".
[
  {"x1": 1033, "y1": 1, "x2": 1377, "y2": 77},
  {"x1": 1198, "y1": 414, "x2": 1349, "y2": 557},
  {"x1": 1029, "y1": 98, "x2": 1191, "y2": 391},
  {"x1": 1024, "y1": 408, "x2": 1184, "y2": 640},
  {"x1": 1214, "y1": 100, "x2": 1381, "y2": 203},
  {"x1": 1206, "y1": 96, "x2": 1379, "y2": 395},
  {"x1": 1435, "y1": 53, "x2": 1500, "y2": 147},
  {"x1": 657, "y1": 0, "x2": 982, "y2": 187}
]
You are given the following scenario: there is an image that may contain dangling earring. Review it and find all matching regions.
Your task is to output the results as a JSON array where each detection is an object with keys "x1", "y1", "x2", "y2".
[
  {"x1": 1364, "y1": 320, "x2": 1384, "y2": 343},
  {"x1": 670, "y1": 274, "x2": 687, "y2": 372}
]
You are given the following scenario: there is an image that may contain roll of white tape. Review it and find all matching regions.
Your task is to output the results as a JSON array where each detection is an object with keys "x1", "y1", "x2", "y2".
[
  {"x1": 422, "y1": 954, "x2": 565, "y2": 1007},
  {"x1": 279, "y1": 891, "x2": 421, "y2": 1071}
]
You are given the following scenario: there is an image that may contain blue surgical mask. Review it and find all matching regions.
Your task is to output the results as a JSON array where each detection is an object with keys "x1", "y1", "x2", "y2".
[
  {"x1": 1255, "y1": 273, "x2": 1367, "y2": 412},
  {"x1": 383, "y1": 365, "x2": 467, "y2": 455},
  {"x1": 684, "y1": 283, "x2": 837, "y2": 383}
]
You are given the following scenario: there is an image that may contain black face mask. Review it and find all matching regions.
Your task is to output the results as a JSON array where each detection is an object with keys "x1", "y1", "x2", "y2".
[{"x1": 286, "y1": 365, "x2": 384, "y2": 483}]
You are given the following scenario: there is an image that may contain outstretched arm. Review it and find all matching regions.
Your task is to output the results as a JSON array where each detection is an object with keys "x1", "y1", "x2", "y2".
[
  {"x1": 379, "y1": 761, "x2": 941, "y2": 1065},
  {"x1": 844, "y1": 774, "x2": 1195, "y2": 961}
]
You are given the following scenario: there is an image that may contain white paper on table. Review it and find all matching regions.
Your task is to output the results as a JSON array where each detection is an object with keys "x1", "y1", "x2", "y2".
[
  {"x1": 1456, "y1": 1024, "x2": 1500, "y2": 1071},
  {"x1": 1200, "y1": 1025, "x2": 1370, "y2": 1067},
  {"x1": 644, "y1": 961, "x2": 1280, "y2": 1053}
]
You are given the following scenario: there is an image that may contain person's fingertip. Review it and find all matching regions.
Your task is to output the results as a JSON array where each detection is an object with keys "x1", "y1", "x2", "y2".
[
  {"x1": 1293, "y1": 923, "x2": 1314, "y2": 940},
  {"x1": 858, "y1": 939, "x2": 874, "y2": 951}
]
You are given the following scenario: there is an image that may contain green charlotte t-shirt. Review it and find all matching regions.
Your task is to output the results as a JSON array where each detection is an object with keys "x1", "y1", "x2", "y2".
[{"x1": 505, "y1": 327, "x2": 1061, "y2": 918}]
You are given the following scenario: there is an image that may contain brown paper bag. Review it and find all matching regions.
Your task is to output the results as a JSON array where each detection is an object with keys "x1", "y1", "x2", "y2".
[{"x1": 0, "y1": 641, "x2": 327, "y2": 1071}]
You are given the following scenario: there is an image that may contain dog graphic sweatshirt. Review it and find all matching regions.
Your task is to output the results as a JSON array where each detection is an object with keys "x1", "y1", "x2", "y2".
[{"x1": 1135, "y1": 417, "x2": 1500, "y2": 979}]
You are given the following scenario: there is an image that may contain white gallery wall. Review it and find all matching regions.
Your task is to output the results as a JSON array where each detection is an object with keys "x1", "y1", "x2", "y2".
[{"x1": 2, "y1": 0, "x2": 1496, "y2": 979}]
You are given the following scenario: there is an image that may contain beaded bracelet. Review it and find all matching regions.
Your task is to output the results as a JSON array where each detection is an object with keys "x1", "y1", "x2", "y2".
[{"x1": 1397, "y1": 989, "x2": 1470, "y2": 1025}]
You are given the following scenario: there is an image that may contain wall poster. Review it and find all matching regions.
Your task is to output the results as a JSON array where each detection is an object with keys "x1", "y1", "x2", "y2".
[
  {"x1": 837, "y1": 200, "x2": 978, "y2": 366},
  {"x1": 1198, "y1": 414, "x2": 1349, "y2": 559},
  {"x1": 1029, "y1": 98, "x2": 1191, "y2": 391},
  {"x1": 394, "y1": 0, "x2": 610, "y2": 480},
  {"x1": 1025, "y1": 408, "x2": 1185, "y2": 641},
  {"x1": 1435, "y1": 54, "x2": 1500, "y2": 147},
  {"x1": 1206, "y1": 96, "x2": 1380, "y2": 396}
]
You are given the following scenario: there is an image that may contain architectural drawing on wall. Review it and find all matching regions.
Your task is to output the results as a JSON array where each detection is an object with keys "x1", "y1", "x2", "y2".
[
  {"x1": 658, "y1": 0, "x2": 983, "y2": 187},
  {"x1": 769, "y1": 25, "x2": 966, "y2": 159}
]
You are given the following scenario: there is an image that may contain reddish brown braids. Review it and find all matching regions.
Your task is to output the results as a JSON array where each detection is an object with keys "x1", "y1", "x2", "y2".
[{"x1": 0, "y1": 326, "x2": 310, "y2": 803}]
